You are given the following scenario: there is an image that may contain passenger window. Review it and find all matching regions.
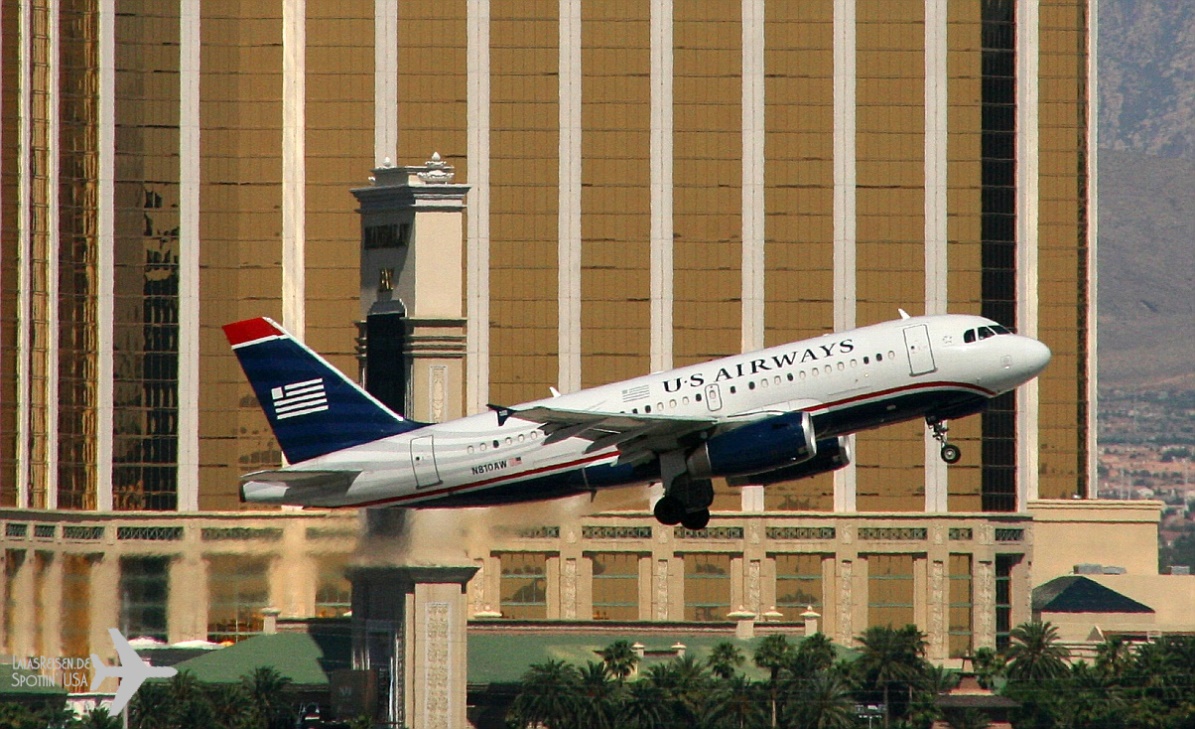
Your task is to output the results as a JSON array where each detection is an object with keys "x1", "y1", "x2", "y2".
[
  {"x1": 837, "y1": 362, "x2": 844, "y2": 371},
  {"x1": 645, "y1": 405, "x2": 652, "y2": 414},
  {"x1": 748, "y1": 382, "x2": 756, "y2": 390},
  {"x1": 863, "y1": 356, "x2": 870, "y2": 364},
  {"x1": 876, "y1": 353, "x2": 883, "y2": 362},
  {"x1": 964, "y1": 329, "x2": 976, "y2": 343},
  {"x1": 695, "y1": 393, "x2": 703, "y2": 402}
]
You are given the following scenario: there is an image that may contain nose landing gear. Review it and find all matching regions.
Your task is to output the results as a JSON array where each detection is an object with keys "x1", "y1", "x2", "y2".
[{"x1": 928, "y1": 417, "x2": 962, "y2": 464}]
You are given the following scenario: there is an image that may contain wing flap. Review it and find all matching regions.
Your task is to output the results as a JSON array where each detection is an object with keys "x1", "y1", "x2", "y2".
[{"x1": 512, "y1": 406, "x2": 719, "y2": 460}]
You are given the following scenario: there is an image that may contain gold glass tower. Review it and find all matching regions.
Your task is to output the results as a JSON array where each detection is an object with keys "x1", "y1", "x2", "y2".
[{"x1": 0, "y1": 0, "x2": 1095, "y2": 665}]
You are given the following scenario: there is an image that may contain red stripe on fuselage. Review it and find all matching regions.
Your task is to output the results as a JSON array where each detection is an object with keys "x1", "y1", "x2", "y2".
[
  {"x1": 344, "y1": 451, "x2": 617, "y2": 508},
  {"x1": 333, "y1": 379, "x2": 996, "y2": 509}
]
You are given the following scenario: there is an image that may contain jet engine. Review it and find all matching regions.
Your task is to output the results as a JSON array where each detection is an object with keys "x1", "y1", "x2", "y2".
[
  {"x1": 727, "y1": 436, "x2": 852, "y2": 486},
  {"x1": 685, "y1": 411, "x2": 817, "y2": 479}
]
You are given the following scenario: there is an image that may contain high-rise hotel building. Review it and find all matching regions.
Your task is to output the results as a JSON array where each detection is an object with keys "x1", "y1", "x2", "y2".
[{"x1": 1, "y1": 0, "x2": 1098, "y2": 666}]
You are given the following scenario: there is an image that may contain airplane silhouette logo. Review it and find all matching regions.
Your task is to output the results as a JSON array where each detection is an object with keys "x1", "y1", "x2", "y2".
[{"x1": 90, "y1": 628, "x2": 177, "y2": 713}]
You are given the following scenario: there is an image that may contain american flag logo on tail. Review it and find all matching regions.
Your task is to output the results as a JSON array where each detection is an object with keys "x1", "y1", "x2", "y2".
[{"x1": 271, "y1": 378, "x2": 328, "y2": 419}]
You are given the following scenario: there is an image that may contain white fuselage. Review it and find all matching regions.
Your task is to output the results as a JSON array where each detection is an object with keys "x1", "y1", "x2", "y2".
[{"x1": 248, "y1": 314, "x2": 1050, "y2": 508}]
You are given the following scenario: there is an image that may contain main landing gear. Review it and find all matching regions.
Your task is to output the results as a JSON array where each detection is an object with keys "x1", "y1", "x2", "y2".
[
  {"x1": 653, "y1": 453, "x2": 714, "y2": 529},
  {"x1": 928, "y1": 417, "x2": 962, "y2": 464}
]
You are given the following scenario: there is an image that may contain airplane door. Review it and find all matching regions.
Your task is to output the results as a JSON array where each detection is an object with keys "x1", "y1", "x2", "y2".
[
  {"x1": 902, "y1": 324, "x2": 937, "y2": 376},
  {"x1": 704, "y1": 384, "x2": 724, "y2": 412},
  {"x1": 409, "y1": 435, "x2": 441, "y2": 488}
]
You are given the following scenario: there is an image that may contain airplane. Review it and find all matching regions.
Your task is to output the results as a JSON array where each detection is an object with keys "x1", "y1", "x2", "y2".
[
  {"x1": 225, "y1": 311, "x2": 1050, "y2": 530},
  {"x1": 91, "y1": 628, "x2": 178, "y2": 713}
]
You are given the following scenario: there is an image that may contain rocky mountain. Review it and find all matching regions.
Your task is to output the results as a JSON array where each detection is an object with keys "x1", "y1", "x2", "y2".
[
  {"x1": 1097, "y1": 150, "x2": 1195, "y2": 390},
  {"x1": 1097, "y1": 0, "x2": 1195, "y2": 391},
  {"x1": 1100, "y1": 0, "x2": 1195, "y2": 158}
]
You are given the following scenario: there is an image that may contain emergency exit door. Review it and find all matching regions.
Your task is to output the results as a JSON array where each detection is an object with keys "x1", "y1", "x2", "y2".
[{"x1": 902, "y1": 324, "x2": 937, "y2": 376}]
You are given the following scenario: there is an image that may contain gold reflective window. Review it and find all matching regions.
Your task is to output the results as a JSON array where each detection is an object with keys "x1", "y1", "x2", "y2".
[
  {"x1": 498, "y1": 552, "x2": 547, "y2": 620},
  {"x1": 590, "y1": 552, "x2": 640, "y2": 621},
  {"x1": 684, "y1": 553, "x2": 731, "y2": 622}
]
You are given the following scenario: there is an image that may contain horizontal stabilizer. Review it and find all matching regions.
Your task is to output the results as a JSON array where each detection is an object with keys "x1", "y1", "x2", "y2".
[{"x1": 240, "y1": 469, "x2": 359, "y2": 505}]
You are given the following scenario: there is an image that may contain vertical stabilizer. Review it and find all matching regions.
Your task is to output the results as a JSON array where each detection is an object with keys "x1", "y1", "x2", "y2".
[{"x1": 224, "y1": 317, "x2": 422, "y2": 462}]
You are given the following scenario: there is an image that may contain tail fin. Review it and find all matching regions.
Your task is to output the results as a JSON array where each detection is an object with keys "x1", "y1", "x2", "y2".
[
  {"x1": 224, "y1": 317, "x2": 421, "y2": 463},
  {"x1": 90, "y1": 654, "x2": 115, "y2": 691}
]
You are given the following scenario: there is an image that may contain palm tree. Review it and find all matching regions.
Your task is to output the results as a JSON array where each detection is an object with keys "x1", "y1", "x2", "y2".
[
  {"x1": 597, "y1": 639, "x2": 639, "y2": 682},
  {"x1": 753, "y1": 633, "x2": 794, "y2": 729},
  {"x1": 619, "y1": 680, "x2": 666, "y2": 729},
  {"x1": 783, "y1": 671, "x2": 856, "y2": 729},
  {"x1": 163, "y1": 670, "x2": 216, "y2": 727},
  {"x1": 708, "y1": 640, "x2": 745, "y2": 680},
  {"x1": 577, "y1": 660, "x2": 618, "y2": 729},
  {"x1": 853, "y1": 625, "x2": 928, "y2": 728},
  {"x1": 1095, "y1": 636, "x2": 1134, "y2": 682},
  {"x1": 242, "y1": 666, "x2": 294, "y2": 729},
  {"x1": 78, "y1": 706, "x2": 124, "y2": 729},
  {"x1": 970, "y1": 646, "x2": 1004, "y2": 690},
  {"x1": 790, "y1": 633, "x2": 837, "y2": 677},
  {"x1": 509, "y1": 659, "x2": 582, "y2": 729},
  {"x1": 1003, "y1": 621, "x2": 1070, "y2": 682},
  {"x1": 703, "y1": 674, "x2": 765, "y2": 729}
]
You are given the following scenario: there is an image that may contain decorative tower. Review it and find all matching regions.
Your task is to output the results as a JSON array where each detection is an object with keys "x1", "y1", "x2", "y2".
[{"x1": 352, "y1": 153, "x2": 469, "y2": 422}]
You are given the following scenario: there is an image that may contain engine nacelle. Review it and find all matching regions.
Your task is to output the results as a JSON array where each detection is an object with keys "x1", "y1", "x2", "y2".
[
  {"x1": 728, "y1": 436, "x2": 852, "y2": 486},
  {"x1": 686, "y1": 411, "x2": 816, "y2": 478}
]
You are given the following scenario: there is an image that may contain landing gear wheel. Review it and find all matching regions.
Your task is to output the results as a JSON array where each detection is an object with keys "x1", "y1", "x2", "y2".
[
  {"x1": 940, "y1": 443, "x2": 962, "y2": 464},
  {"x1": 928, "y1": 417, "x2": 960, "y2": 464},
  {"x1": 653, "y1": 496, "x2": 685, "y2": 526},
  {"x1": 680, "y1": 509, "x2": 711, "y2": 530}
]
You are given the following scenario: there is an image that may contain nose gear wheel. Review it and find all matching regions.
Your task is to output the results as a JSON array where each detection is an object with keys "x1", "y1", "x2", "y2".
[{"x1": 927, "y1": 417, "x2": 962, "y2": 464}]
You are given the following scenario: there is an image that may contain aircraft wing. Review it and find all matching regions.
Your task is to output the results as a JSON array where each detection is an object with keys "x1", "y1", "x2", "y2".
[
  {"x1": 511, "y1": 399, "x2": 827, "y2": 464},
  {"x1": 109, "y1": 675, "x2": 143, "y2": 714},
  {"x1": 108, "y1": 628, "x2": 143, "y2": 668},
  {"x1": 511, "y1": 406, "x2": 722, "y2": 463}
]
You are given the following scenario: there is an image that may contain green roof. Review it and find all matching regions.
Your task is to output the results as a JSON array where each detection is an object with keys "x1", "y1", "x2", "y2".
[
  {"x1": 169, "y1": 632, "x2": 351, "y2": 686},
  {"x1": 468, "y1": 629, "x2": 844, "y2": 684},
  {"x1": 168, "y1": 627, "x2": 850, "y2": 687}
]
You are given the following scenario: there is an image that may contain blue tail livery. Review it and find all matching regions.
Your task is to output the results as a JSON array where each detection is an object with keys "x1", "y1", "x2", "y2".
[{"x1": 223, "y1": 317, "x2": 423, "y2": 463}]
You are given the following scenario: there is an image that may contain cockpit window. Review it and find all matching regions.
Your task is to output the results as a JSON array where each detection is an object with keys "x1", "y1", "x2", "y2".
[
  {"x1": 963, "y1": 329, "x2": 976, "y2": 344},
  {"x1": 990, "y1": 324, "x2": 1011, "y2": 335},
  {"x1": 978, "y1": 326, "x2": 995, "y2": 340}
]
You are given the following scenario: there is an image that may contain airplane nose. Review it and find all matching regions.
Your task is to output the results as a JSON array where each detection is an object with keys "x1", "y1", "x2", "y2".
[{"x1": 1023, "y1": 337, "x2": 1051, "y2": 376}]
